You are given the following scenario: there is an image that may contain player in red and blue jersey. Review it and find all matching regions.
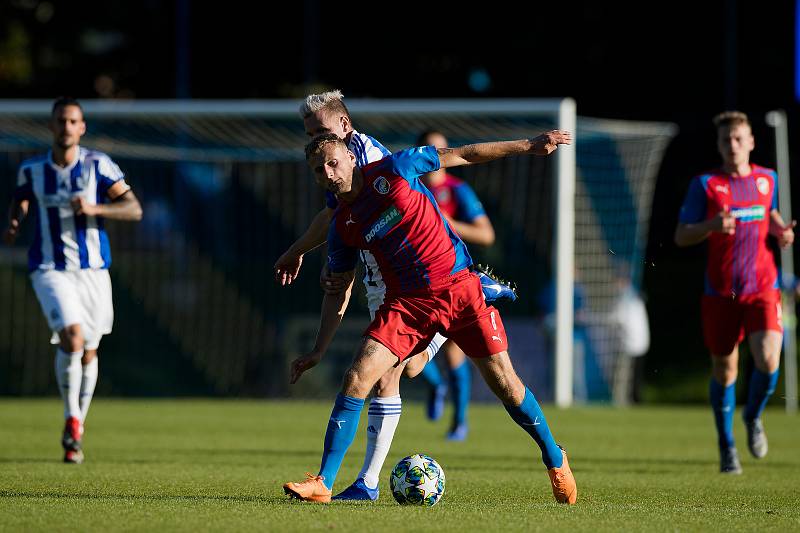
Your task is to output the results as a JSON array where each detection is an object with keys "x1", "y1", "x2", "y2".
[
  {"x1": 283, "y1": 129, "x2": 578, "y2": 505},
  {"x1": 274, "y1": 91, "x2": 515, "y2": 502},
  {"x1": 416, "y1": 129, "x2": 497, "y2": 441},
  {"x1": 675, "y1": 111, "x2": 795, "y2": 474}
]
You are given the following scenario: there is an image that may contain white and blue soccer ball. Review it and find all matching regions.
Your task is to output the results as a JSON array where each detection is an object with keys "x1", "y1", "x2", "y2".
[{"x1": 389, "y1": 453, "x2": 445, "y2": 506}]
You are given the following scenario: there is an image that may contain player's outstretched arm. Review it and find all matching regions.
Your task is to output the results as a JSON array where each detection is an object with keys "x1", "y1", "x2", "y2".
[
  {"x1": 289, "y1": 269, "x2": 355, "y2": 384},
  {"x1": 274, "y1": 207, "x2": 333, "y2": 286},
  {"x1": 3, "y1": 198, "x2": 28, "y2": 246},
  {"x1": 438, "y1": 130, "x2": 572, "y2": 169},
  {"x1": 769, "y1": 210, "x2": 797, "y2": 249}
]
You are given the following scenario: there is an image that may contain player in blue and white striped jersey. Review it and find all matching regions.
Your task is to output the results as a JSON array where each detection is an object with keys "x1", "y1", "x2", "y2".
[{"x1": 3, "y1": 97, "x2": 143, "y2": 464}]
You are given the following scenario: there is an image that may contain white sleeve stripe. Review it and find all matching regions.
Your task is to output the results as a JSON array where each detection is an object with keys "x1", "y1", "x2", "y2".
[{"x1": 353, "y1": 135, "x2": 367, "y2": 166}]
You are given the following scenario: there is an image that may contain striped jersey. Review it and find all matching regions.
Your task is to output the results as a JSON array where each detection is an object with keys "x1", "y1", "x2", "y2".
[
  {"x1": 325, "y1": 130, "x2": 391, "y2": 293},
  {"x1": 14, "y1": 147, "x2": 130, "y2": 272},
  {"x1": 327, "y1": 146, "x2": 473, "y2": 295},
  {"x1": 679, "y1": 164, "x2": 779, "y2": 297}
]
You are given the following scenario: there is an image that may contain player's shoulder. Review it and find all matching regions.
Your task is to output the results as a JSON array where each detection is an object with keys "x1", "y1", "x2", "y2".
[
  {"x1": 691, "y1": 170, "x2": 725, "y2": 190},
  {"x1": 750, "y1": 164, "x2": 777, "y2": 180},
  {"x1": 18, "y1": 153, "x2": 48, "y2": 170},
  {"x1": 349, "y1": 130, "x2": 391, "y2": 162},
  {"x1": 81, "y1": 147, "x2": 114, "y2": 164}
]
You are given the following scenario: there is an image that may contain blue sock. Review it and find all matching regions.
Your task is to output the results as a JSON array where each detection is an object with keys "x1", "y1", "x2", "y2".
[
  {"x1": 420, "y1": 360, "x2": 443, "y2": 388},
  {"x1": 504, "y1": 387, "x2": 563, "y2": 469},
  {"x1": 744, "y1": 369, "x2": 779, "y2": 421},
  {"x1": 449, "y1": 360, "x2": 470, "y2": 426},
  {"x1": 318, "y1": 394, "x2": 364, "y2": 489},
  {"x1": 709, "y1": 379, "x2": 735, "y2": 449}
]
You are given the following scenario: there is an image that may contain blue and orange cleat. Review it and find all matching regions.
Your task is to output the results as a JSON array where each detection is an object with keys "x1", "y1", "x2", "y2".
[
  {"x1": 547, "y1": 446, "x2": 577, "y2": 504},
  {"x1": 331, "y1": 478, "x2": 379, "y2": 501},
  {"x1": 283, "y1": 473, "x2": 332, "y2": 503},
  {"x1": 474, "y1": 264, "x2": 518, "y2": 303}
]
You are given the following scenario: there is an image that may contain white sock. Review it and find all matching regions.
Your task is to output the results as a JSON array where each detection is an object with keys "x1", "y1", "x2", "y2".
[
  {"x1": 80, "y1": 358, "x2": 98, "y2": 422},
  {"x1": 426, "y1": 333, "x2": 447, "y2": 362},
  {"x1": 358, "y1": 394, "x2": 402, "y2": 489},
  {"x1": 55, "y1": 349, "x2": 83, "y2": 420}
]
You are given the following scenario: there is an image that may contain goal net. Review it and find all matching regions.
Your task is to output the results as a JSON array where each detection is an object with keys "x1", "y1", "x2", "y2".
[{"x1": 0, "y1": 100, "x2": 676, "y2": 404}]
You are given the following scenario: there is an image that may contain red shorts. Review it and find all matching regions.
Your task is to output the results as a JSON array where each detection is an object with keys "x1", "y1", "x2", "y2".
[
  {"x1": 365, "y1": 271, "x2": 509, "y2": 361},
  {"x1": 701, "y1": 290, "x2": 782, "y2": 356}
]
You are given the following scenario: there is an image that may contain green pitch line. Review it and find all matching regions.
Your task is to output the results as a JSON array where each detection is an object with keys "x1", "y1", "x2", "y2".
[{"x1": 0, "y1": 399, "x2": 798, "y2": 532}]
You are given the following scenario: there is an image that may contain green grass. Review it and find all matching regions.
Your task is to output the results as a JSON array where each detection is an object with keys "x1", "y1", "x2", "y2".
[{"x1": 0, "y1": 399, "x2": 798, "y2": 532}]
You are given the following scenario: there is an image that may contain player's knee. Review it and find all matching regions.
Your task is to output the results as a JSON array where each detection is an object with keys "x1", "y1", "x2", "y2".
[
  {"x1": 59, "y1": 325, "x2": 84, "y2": 353},
  {"x1": 711, "y1": 358, "x2": 737, "y2": 385},
  {"x1": 374, "y1": 371, "x2": 398, "y2": 396},
  {"x1": 82, "y1": 350, "x2": 97, "y2": 364},
  {"x1": 342, "y1": 367, "x2": 372, "y2": 397}
]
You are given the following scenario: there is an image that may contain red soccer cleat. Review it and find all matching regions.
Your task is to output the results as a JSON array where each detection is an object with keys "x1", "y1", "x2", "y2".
[{"x1": 62, "y1": 416, "x2": 84, "y2": 464}]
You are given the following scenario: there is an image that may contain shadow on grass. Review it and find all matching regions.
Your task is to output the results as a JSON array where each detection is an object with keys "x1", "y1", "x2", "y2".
[
  {"x1": 0, "y1": 458, "x2": 61, "y2": 464},
  {"x1": 0, "y1": 447, "x2": 319, "y2": 466},
  {"x1": 0, "y1": 490, "x2": 278, "y2": 505}
]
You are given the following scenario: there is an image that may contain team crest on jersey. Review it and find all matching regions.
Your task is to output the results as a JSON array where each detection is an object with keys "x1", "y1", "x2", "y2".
[
  {"x1": 436, "y1": 189, "x2": 451, "y2": 204},
  {"x1": 756, "y1": 177, "x2": 770, "y2": 195},
  {"x1": 373, "y1": 176, "x2": 390, "y2": 195}
]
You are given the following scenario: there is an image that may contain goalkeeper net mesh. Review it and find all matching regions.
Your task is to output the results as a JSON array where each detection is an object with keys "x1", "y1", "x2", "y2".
[{"x1": 0, "y1": 101, "x2": 676, "y2": 402}]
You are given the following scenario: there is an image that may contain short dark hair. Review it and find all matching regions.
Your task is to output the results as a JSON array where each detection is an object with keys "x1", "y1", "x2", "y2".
[
  {"x1": 417, "y1": 128, "x2": 445, "y2": 146},
  {"x1": 713, "y1": 110, "x2": 750, "y2": 130},
  {"x1": 51, "y1": 96, "x2": 83, "y2": 117},
  {"x1": 305, "y1": 132, "x2": 348, "y2": 160}
]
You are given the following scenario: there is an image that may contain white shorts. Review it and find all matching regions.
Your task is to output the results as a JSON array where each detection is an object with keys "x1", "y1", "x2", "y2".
[{"x1": 30, "y1": 268, "x2": 114, "y2": 350}]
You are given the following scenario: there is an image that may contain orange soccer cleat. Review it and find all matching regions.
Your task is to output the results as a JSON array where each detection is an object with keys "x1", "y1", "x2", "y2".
[
  {"x1": 283, "y1": 473, "x2": 332, "y2": 503},
  {"x1": 547, "y1": 446, "x2": 577, "y2": 504}
]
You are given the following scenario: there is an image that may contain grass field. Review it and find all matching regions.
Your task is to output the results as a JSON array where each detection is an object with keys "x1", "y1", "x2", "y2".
[{"x1": 0, "y1": 399, "x2": 798, "y2": 532}]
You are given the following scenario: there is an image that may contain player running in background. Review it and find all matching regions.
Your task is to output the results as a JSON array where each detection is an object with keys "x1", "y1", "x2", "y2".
[
  {"x1": 415, "y1": 129, "x2": 502, "y2": 441},
  {"x1": 283, "y1": 130, "x2": 577, "y2": 505},
  {"x1": 674, "y1": 111, "x2": 795, "y2": 474},
  {"x1": 273, "y1": 91, "x2": 514, "y2": 501},
  {"x1": 2, "y1": 97, "x2": 143, "y2": 464}
]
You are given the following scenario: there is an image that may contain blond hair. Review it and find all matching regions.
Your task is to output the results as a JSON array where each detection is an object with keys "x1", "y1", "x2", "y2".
[
  {"x1": 713, "y1": 110, "x2": 750, "y2": 130},
  {"x1": 299, "y1": 90, "x2": 351, "y2": 120}
]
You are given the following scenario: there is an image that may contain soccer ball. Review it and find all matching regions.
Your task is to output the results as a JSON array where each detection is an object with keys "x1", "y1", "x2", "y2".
[{"x1": 389, "y1": 453, "x2": 445, "y2": 506}]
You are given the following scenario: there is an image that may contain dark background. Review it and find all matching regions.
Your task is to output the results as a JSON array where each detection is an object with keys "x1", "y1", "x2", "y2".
[{"x1": 0, "y1": 0, "x2": 797, "y2": 399}]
